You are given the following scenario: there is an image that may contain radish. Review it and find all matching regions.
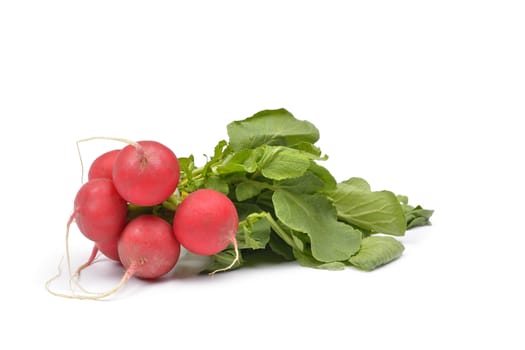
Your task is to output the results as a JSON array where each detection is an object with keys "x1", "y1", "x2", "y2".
[
  {"x1": 173, "y1": 189, "x2": 240, "y2": 274},
  {"x1": 69, "y1": 175, "x2": 123, "y2": 276},
  {"x1": 118, "y1": 214, "x2": 181, "y2": 279},
  {"x1": 73, "y1": 178, "x2": 128, "y2": 243},
  {"x1": 88, "y1": 149, "x2": 120, "y2": 180},
  {"x1": 51, "y1": 215, "x2": 181, "y2": 300},
  {"x1": 47, "y1": 178, "x2": 127, "y2": 299},
  {"x1": 112, "y1": 140, "x2": 180, "y2": 206}
]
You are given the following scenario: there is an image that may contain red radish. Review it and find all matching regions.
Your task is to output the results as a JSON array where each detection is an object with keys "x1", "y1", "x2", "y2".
[
  {"x1": 73, "y1": 178, "x2": 128, "y2": 243},
  {"x1": 118, "y1": 214, "x2": 181, "y2": 279},
  {"x1": 173, "y1": 189, "x2": 239, "y2": 274},
  {"x1": 112, "y1": 140, "x2": 180, "y2": 206},
  {"x1": 88, "y1": 149, "x2": 120, "y2": 180},
  {"x1": 49, "y1": 178, "x2": 127, "y2": 299}
]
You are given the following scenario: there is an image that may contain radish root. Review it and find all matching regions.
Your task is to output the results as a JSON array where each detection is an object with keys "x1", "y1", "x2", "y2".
[
  {"x1": 46, "y1": 263, "x2": 138, "y2": 301},
  {"x1": 76, "y1": 136, "x2": 141, "y2": 183},
  {"x1": 74, "y1": 244, "x2": 99, "y2": 277},
  {"x1": 209, "y1": 239, "x2": 240, "y2": 276},
  {"x1": 45, "y1": 209, "x2": 135, "y2": 300},
  {"x1": 65, "y1": 209, "x2": 79, "y2": 291},
  {"x1": 76, "y1": 136, "x2": 140, "y2": 148}
]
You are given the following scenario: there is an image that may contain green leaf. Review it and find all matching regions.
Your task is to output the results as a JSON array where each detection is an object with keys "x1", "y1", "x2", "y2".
[
  {"x1": 272, "y1": 190, "x2": 362, "y2": 262},
  {"x1": 404, "y1": 205, "x2": 434, "y2": 229},
  {"x1": 330, "y1": 184, "x2": 406, "y2": 236},
  {"x1": 268, "y1": 232, "x2": 295, "y2": 261},
  {"x1": 349, "y1": 236, "x2": 405, "y2": 271},
  {"x1": 397, "y1": 194, "x2": 409, "y2": 205},
  {"x1": 290, "y1": 230, "x2": 309, "y2": 252},
  {"x1": 290, "y1": 141, "x2": 323, "y2": 157},
  {"x1": 227, "y1": 108, "x2": 320, "y2": 151},
  {"x1": 236, "y1": 212, "x2": 271, "y2": 250},
  {"x1": 235, "y1": 181, "x2": 265, "y2": 201},
  {"x1": 397, "y1": 195, "x2": 434, "y2": 229},
  {"x1": 293, "y1": 249, "x2": 346, "y2": 270},
  {"x1": 274, "y1": 156, "x2": 336, "y2": 194},
  {"x1": 178, "y1": 155, "x2": 204, "y2": 192},
  {"x1": 178, "y1": 155, "x2": 196, "y2": 177},
  {"x1": 273, "y1": 161, "x2": 336, "y2": 194},
  {"x1": 202, "y1": 140, "x2": 230, "y2": 176},
  {"x1": 308, "y1": 163, "x2": 337, "y2": 192},
  {"x1": 258, "y1": 146, "x2": 312, "y2": 180},
  {"x1": 204, "y1": 176, "x2": 229, "y2": 194},
  {"x1": 276, "y1": 170, "x2": 326, "y2": 194},
  {"x1": 178, "y1": 155, "x2": 196, "y2": 186},
  {"x1": 254, "y1": 190, "x2": 274, "y2": 212},
  {"x1": 339, "y1": 177, "x2": 371, "y2": 192},
  {"x1": 214, "y1": 148, "x2": 259, "y2": 175}
]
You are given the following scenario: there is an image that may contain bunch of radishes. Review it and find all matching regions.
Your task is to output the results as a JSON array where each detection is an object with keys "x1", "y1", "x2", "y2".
[{"x1": 49, "y1": 139, "x2": 239, "y2": 300}]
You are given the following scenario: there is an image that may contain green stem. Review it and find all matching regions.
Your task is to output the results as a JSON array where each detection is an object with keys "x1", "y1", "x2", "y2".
[
  {"x1": 258, "y1": 212, "x2": 298, "y2": 250},
  {"x1": 178, "y1": 167, "x2": 205, "y2": 189},
  {"x1": 162, "y1": 193, "x2": 182, "y2": 211},
  {"x1": 192, "y1": 167, "x2": 204, "y2": 178},
  {"x1": 127, "y1": 204, "x2": 156, "y2": 221}
]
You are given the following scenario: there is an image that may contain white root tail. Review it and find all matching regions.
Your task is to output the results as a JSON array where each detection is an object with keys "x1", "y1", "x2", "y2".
[
  {"x1": 45, "y1": 207, "x2": 137, "y2": 300},
  {"x1": 75, "y1": 136, "x2": 141, "y2": 183},
  {"x1": 45, "y1": 263, "x2": 138, "y2": 301},
  {"x1": 209, "y1": 238, "x2": 240, "y2": 276}
]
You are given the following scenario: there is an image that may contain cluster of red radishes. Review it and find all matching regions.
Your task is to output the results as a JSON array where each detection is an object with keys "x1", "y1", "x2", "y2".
[{"x1": 58, "y1": 140, "x2": 239, "y2": 299}]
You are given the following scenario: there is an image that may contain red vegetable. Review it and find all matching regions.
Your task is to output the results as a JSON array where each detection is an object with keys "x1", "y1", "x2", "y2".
[
  {"x1": 112, "y1": 140, "x2": 180, "y2": 206},
  {"x1": 173, "y1": 189, "x2": 239, "y2": 273},
  {"x1": 87, "y1": 149, "x2": 120, "y2": 181},
  {"x1": 73, "y1": 178, "x2": 127, "y2": 243},
  {"x1": 118, "y1": 215, "x2": 181, "y2": 279}
]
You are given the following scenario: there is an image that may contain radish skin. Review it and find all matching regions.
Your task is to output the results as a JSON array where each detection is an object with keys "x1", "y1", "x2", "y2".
[
  {"x1": 73, "y1": 179, "x2": 128, "y2": 243},
  {"x1": 173, "y1": 189, "x2": 240, "y2": 274},
  {"x1": 97, "y1": 239, "x2": 120, "y2": 261},
  {"x1": 118, "y1": 215, "x2": 181, "y2": 279},
  {"x1": 88, "y1": 149, "x2": 120, "y2": 180},
  {"x1": 112, "y1": 141, "x2": 180, "y2": 206}
]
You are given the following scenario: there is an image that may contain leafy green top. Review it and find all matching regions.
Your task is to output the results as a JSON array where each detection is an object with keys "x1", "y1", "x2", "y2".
[
  {"x1": 227, "y1": 108, "x2": 320, "y2": 151},
  {"x1": 171, "y1": 108, "x2": 433, "y2": 272}
]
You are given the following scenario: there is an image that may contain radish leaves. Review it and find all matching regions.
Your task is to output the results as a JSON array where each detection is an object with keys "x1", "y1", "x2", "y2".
[
  {"x1": 176, "y1": 108, "x2": 433, "y2": 273},
  {"x1": 273, "y1": 190, "x2": 362, "y2": 263},
  {"x1": 349, "y1": 236, "x2": 405, "y2": 271},
  {"x1": 227, "y1": 108, "x2": 320, "y2": 151},
  {"x1": 329, "y1": 182, "x2": 407, "y2": 236}
]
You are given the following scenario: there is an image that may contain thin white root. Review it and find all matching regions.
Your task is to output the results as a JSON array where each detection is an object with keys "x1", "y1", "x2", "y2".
[
  {"x1": 76, "y1": 141, "x2": 85, "y2": 184},
  {"x1": 45, "y1": 255, "x2": 65, "y2": 294},
  {"x1": 209, "y1": 239, "x2": 240, "y2": 276},
  {"x1": 76, "y1": 136, "x2": 140, "y2": 183},
  {"x1": 45, "y1": 263, "x2": 137, "y2": 301},
  {"x1": 74, "y1": 245, "x2": 99, "y2": 278},
  {"x1": 76, "y1": 136, "x2": 140, "y2": 148},
  {"x1": 46, "y1": 209, "x2": 134, "y2": 300},
  {"x1": 65, "y1": 210, "x2": 78, "y2": 292},
  {"x1": 72, "y1": 251, "x2": 105, "y2": 295}
]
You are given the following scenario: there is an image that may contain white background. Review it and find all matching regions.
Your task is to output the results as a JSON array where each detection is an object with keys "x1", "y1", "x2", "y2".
[{"x1": 1, "y1": 1, "x2": 524, "y2": 349}]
